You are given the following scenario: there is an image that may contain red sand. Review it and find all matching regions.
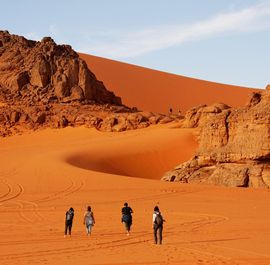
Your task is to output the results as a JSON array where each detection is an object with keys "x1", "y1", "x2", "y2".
[
  {"x1": 0, "y1": 54, "x2": 268, "y2": 265},
  {"x1": 79, "y1": 53, "x2": 258, "y2": 113},
  {"x1": 1, "y1": 125, "x2": 270, "y2": 265}
]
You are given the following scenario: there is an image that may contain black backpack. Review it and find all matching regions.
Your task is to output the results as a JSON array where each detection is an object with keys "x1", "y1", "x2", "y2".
[
  {"x1": 155, "y1": 213, "x2": 163, "y2": 226},
  {"x1": 122, "y1": 214, "x2": 132, "y2": 223},
  {"x1": 66, "y1": 211, "x2": 73, "y2": 221}
]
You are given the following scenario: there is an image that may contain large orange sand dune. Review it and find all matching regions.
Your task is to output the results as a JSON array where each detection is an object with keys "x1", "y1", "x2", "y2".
[
  {"x1": 1, "y1": 125, "x2": 270, "y2": 265},
  {"x1": 79, "y1": 53, "x2": 258, "y2": 113}
]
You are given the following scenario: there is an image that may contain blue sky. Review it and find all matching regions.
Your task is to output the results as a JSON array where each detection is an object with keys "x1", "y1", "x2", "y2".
[{"x1": 1, "y1": 0, "x2": 270, "y2": 88}]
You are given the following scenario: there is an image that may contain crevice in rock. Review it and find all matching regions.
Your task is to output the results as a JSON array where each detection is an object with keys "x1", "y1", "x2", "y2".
[
  {"x1": 258, "y1": 165, "x2": 269, "y2": 188},
  {"x1": 255, "y1": 155, "x2": 270, "y2": 163},
  {"x1": 248, "y1": 92, "x2": 261, "y2": 107},
  {"x1": 237, "y1": 168, "x2": 249, "y2": 188},
  {"x1": 170, "y1": 175, "x2": 176, "y2": 182},
  {"x1": 224, "y1": 110, "x2": 231, "y2": 145}
]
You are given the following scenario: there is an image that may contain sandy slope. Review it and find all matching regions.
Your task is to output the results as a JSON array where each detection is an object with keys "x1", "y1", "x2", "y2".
[
  {"x1": 1, "y1": 125, "x2": 270, "y2": 265},
  {"x1": 79, "y1": 53, "x2": 258, "y2": 113}
]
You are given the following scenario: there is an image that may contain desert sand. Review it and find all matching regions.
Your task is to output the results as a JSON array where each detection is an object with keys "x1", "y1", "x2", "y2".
[
  {"x1": 1, "y1": 31, "x2": 269, "y2": 265},
  {"x1": 1, "y1": 124, "x2": 270, "y2": 265},
  {"x1": 79, "y1": 53, "x2": 258, "y2": 113}
]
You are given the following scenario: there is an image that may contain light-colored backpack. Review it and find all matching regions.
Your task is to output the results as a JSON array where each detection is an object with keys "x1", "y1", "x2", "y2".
[{"x1": 85, "y1": 211, "x2": 93, "y2": 225}]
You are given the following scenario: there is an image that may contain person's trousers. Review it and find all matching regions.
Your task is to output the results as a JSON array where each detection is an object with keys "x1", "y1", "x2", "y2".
[
  {"x1": 86, "y1": 224, "x2": 93, "y2": 234},
  {"x1": 153, "y1": 225, "x2": 163, "y2": 244},
  {"x1": 65, "y1": 221, "x2": 72, "y2": 235},
  {"x1": 124, "y1": 221, "x2": 132, "y2": 232}
]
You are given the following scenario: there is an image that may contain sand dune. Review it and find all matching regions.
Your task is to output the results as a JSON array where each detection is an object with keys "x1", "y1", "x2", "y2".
[
  {"x1": 0, "y1": 32, "x2": 268, "y2": 265},
  {"x1": 79, "y1": 53, "x2": 258, "y2": 113},
  {"x1": 66, "y1": 125, "x2": 197, "y2": 179},
  {"x1": 1, "y1": 125, "x2": 270, "y2": 265}
]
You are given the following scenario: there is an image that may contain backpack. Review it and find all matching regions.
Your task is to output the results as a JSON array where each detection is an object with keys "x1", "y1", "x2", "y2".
[
  {"x1": 85, "y1": 212, "x2": 93, "y2": 225},
  {"x1": 155, "y1": 213, "x2": 163, "y2": 226},
  {"x1": 122, "y1": 206, "x2": 132, "y2": 215},
  {"x1": 66, "y1": 211, "x2": 73, "y2": 221},
  {"x1": 122, "y1": 214, "x2": 132, "y2": 223}
]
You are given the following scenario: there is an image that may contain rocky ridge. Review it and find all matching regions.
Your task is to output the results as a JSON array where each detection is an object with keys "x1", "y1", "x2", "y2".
[
  {"x1": 0, "y1": 30, "x2": 121, "y2": 105},
  {"x1": 163, "y1": 87, "x2": 270, "y2": 188},
  {"x1": 0, "y1": 100, "x2": 179, "y2": 137},
  {"x1": 0, "y1": 31, "x2": 179, "y2": 136}
]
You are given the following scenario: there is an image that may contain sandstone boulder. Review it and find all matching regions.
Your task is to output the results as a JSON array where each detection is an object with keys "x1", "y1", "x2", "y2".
[
  {"x1": 181, "y1": 103, "x2": 230, "y2": 128},
  {"x1": 70, "y1": 85, "x2": 84, "y2": 101},
  {"x1": 30, "y1": 56, "x2": 51, "y2": 87}
]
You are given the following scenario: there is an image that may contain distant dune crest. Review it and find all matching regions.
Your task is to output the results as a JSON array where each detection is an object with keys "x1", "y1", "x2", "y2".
[{"x1": 79, "y1": 53, "x2": 257, "y2": 113}]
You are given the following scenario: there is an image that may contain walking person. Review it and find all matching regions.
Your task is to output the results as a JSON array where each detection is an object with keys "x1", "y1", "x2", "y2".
[
  {"x1": 83, "y1": 206, "x2": 95, "y2": 236},
  {"x1": 64, "y1": 207, "x2": 74, "y2": 237},
  {"x1": 152, "y1": 206, "x2": 164, "y2": 244},
  {"x1": 121, "y1": 202, "x2": 133, "y2": 235}
]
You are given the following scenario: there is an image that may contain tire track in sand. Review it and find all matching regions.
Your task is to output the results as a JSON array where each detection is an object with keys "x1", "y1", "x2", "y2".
[
  {"x1": 0, "y1": 177, "x2": 43, "y2": 224},
  {"x1": 32, "y1": 179, "x2": 85, "y2": 204},
  {"x1": 0, "y1": 181, "x2": 24, "y2": 203}
]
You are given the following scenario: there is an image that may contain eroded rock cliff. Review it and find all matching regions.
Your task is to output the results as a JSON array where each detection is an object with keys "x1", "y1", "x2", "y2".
[{"x1": 163, "y1": 88, "x2": 270, "y2": 188}]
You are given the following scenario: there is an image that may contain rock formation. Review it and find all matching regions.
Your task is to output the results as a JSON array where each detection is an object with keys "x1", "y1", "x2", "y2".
[
  {"x1": 163, "y1": 87, "x2": 270, "y2": 188},
  {"x1": 0, "y1": 31, "x2": 179, "y2": 137},
  {"x1": 0, "y1": 31, "x2": 121, "y2": 105}
]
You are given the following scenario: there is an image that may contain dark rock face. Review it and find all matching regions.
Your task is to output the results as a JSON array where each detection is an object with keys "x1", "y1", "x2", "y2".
[
  {"x1": 0, "y1": 31, "x2": 121, "y2": 105},
  {"x1": 163, "y1": 88, "x2": 270, "y2": 188}
]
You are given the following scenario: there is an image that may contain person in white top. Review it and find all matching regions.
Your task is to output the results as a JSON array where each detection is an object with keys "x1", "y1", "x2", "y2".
[
  {"x1": 83, "y1": 206, "x2": 95, "y2": 236},
  {"x1": 152, "y1": 206, "x2": 164, "y2": 244}
]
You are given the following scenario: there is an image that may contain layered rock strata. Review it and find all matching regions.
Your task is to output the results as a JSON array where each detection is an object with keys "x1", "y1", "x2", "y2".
[{"x1": 163, "y1": 89, "x2": 270, "y2": 188}]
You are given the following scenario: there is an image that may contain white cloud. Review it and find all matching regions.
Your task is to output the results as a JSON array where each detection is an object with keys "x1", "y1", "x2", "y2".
[
  {"x1": 25, "y1": 25, "x2": 59, "y2": 42},
  {"x1": 79, "y1": 2, "x2": 270, "y2": 59},
  {"x1": 25, "y1": 31, "x2": 42, "y2": 41}
]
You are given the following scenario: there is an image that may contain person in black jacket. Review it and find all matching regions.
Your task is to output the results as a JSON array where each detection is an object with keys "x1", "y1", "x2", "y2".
[
  {"x1": 152, "y1": 206, "x2": 164, "y2": 244},
  {"x1": 64, "y1": 207, "x2": 74, "y2": 237},
  {"x1": 121, "y1": 202, "x2": 133, "y2": 235}
]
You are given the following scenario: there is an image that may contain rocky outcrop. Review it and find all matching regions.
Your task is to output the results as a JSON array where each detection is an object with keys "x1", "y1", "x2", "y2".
[
  {"x1": 0, "y1": 31, "x2": 121, "y2": 105},
  {"x1": 181, "y1": 103, "x2": 230, "y2": 128},
  {"x1": 163, "y1": 87, "x2": 270, "y2": 188},
  {"x1": 97, "y1": 112, "x2": 174, "y2": 132},
  {"x1": 0, "y1": 31, "x2": 182, "y2": 137},
  {"x1": 0, "y1": 102, "x2": 179, "y2": 137}
]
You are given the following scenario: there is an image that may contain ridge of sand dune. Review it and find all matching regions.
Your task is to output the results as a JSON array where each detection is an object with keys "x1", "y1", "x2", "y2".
[
  {"x1": 65, "y1": 124, "x2": 198, "y2": 179},
  {"x1": 1, "y1": 125, "x2": 270, "y2": 265},
  {"x1": 79, "y1": 53, "x2": 258, "y2": 113}
]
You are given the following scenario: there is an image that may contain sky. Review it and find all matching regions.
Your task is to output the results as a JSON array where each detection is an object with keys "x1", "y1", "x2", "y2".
[{"x1": 1, "y1": 0, "x2": 270, "y2": 88}]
